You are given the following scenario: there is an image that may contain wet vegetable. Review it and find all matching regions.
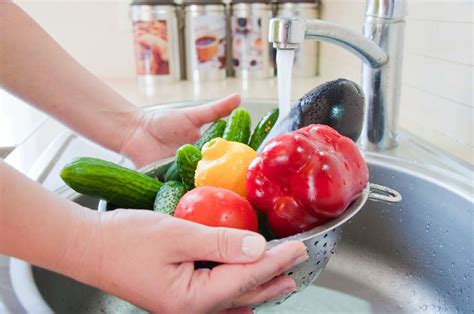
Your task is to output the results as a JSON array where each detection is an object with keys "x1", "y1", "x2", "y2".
[
  {"x1": 194, "y1": 138, "x2": 256, "y2": 197},
  {"x1": 248, "y1": 108, "x2": 279, "y2": 150},
  {"x1": 153, "y1": 180, "x2": 187, "y2": 215},
  {"x1": 176, "y1": 144, "x2": 202, "y2": 190},
  {"x1": 222, "y1": 108, "x2": 252, "y2": 144},
  {"x1": 60, "y1": 157, "x2": 162, "y2": 209},
  {"x1": 262, "y1": 79, "x2": 364, "y2": 149},
  {"x1": 246, "y1": 124, "x2": 369, "y2": 237},
  {"x1": 174, "y1": 186, "x2": 258, "y2": 232}
]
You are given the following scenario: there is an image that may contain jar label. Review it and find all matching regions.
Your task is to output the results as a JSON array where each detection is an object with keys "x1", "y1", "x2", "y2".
[
  {"x1": 232, "y1": 16, "x2": 264, "y2": 70},
  {"x1": 133, "y1": 20, "x2": 170, "y2": 76},
  {"x1": 191, "y1": 15, "x2": 226, "y2": 71}
]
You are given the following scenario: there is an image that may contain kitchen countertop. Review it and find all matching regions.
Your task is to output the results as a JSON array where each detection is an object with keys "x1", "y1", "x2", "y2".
[
  {"x1": 104, "y1": 77, "x2": 327, "y2": 107},
  {"x1": 2, "y1": 77, "x2": 472, "y2": 172}
]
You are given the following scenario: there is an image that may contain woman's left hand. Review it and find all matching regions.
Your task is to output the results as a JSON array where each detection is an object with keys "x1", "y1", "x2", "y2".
[{"x1": 121, "y1": 94, "x2": 240, "y2": 168}]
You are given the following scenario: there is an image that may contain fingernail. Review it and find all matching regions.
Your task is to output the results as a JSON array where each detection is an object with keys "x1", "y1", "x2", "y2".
[
  {"x1": 292, "y1": 253, "x2": 309, "y2": 267},
  {"x1": 242, "y1": 235, "x2": 266, "y2": 258}
]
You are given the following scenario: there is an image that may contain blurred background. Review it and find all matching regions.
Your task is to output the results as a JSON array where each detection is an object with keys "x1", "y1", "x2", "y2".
[{"x1": 2, "y1": 0, "x2": 473, "y2": 164}]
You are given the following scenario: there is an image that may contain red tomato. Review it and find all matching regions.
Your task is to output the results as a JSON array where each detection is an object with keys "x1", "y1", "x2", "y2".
[{"x1": 174, "y1": 187, "x2": 258, "y2": 232}]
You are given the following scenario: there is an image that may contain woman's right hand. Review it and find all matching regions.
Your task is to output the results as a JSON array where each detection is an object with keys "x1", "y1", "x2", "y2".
[{"x1": 72, "y1": 209, "x2": 308, "y2": 314}]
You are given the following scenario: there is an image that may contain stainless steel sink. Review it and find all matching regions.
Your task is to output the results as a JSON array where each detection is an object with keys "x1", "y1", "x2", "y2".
[{"x1": 2, "y1": 100, "x2": 473, "y2": 313}]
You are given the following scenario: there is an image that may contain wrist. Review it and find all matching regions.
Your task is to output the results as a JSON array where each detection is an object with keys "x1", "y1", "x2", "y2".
[
  {"x1": 118, "y1": 109, "x2": 147, "y2": 164},
  {"x1": 53, "y1": 205, "x2": 103, "y2": 285}
]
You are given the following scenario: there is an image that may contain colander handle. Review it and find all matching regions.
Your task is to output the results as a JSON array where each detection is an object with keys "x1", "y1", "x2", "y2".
[{"x1": 368, "y1": 183, "x2": 402, "y2": 203}]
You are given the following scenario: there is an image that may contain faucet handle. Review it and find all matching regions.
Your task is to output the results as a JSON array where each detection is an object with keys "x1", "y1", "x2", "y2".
[
  {"x1": 366, "y1": 0, "x2": 408, "y2": 20},
  {"x1": 268, "y1": 17, "x2": 306, "y2": 50}
]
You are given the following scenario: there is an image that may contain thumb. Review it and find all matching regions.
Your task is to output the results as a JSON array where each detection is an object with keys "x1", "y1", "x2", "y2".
[
  {"x1": 174, "y1": 221, "x2": 267, "y2": 264},
  {"x1": 183, "y1": 94, "x2": 241, "y2": 126}
]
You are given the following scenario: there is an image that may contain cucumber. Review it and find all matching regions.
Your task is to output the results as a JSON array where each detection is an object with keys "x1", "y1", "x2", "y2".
[
  {"x1": 248, "y1": 108, "x2": 279, "y2": 150},
  {"x1": 194, "y1": 119, "x2": 227, "y2": 149},
  {"x1": 164, "y1": 161, "x2": 180, "y2": 181},
  {"x1": 222, "y1": 108, "x2": 251, "y2": 144},
  {"x1": 163, "y1": 120, "x2": 226, "y2": 182},
  {"x1": 153, "y1": 181, "x2": 186, "y2": 215},
  {"x1": 176, "y1": 144, "x2": 202, "y2": 190},
  {"x1": 60, "y1": 157, "x2": 162, "y2": 209}
]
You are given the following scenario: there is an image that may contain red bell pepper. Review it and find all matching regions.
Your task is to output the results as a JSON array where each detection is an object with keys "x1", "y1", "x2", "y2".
[{"x1": 246, "y1": 124, "x2": 368, "y2": 238}]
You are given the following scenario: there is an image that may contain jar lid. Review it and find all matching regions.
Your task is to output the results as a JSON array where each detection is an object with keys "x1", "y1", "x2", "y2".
[
  {"x1": 182, "y1": 0, "x2": 224, "y2": 5},
  {"x1": 131, "y1": 0, "x2": 176, "y2": 5},
  {"x1": 231, "y1": 0, "x2": 270, "y2": 4},
  {"x1": 275, "y1": 0, "x2": 320, "y2": 4}
]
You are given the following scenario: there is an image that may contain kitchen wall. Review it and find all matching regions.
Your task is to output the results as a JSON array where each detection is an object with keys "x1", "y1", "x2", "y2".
[
  {"x1": 14, "y1": 0, "x2": 473, "y2": 162},
  {"x1": 319, "y1": 0, "x2": 473, "y2": 162},
  {"x1": 15, "y1": 0, "x2": 136, "y2": 79}
]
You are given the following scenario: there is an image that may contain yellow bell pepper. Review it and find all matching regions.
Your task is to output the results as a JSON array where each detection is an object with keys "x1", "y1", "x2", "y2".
[{"x1": 195, "y1": 138, "x2": 256, "y2": 197}]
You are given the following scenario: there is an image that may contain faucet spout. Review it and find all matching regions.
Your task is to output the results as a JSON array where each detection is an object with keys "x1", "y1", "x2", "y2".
[
  {"x1": 304, "y1": 20, "x2": 388, "y2": 68},
  {"x1": 268, "y1": 17, "x2": 306, "y2": 50},
  {"x1": 269, "y1": 18, "x2": 388, "y2": 68}
]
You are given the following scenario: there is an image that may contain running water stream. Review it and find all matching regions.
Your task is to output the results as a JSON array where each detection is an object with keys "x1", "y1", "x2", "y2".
[{"x1": 276, "y1": 49, "x2": 295, "y2": 119}]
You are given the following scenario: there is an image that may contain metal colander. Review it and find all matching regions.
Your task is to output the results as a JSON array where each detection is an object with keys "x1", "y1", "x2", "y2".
[
  {"x1": 98, "y1": 158, "x2": 401, "y2": 311},
  {"x1": 258, "y1": 182, "x2": 401, "y2": 310}
]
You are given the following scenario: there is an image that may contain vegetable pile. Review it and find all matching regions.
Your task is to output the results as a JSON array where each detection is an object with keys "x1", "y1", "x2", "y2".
[
  {"x1": 60, "y1": 80, "x2": 369, "y2": 239},
  {"x1": 61, "y1": 107, "x2": 275, "y2": 233}
]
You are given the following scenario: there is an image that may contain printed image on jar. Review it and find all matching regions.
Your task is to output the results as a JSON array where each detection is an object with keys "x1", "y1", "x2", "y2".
[
  {"x1": 232, "y1": 17, "x2": 264, "y2": 70},
  {"x1": 192, "y1": 16, "x2": 226, "y2": 70},
  {"x1": 133, "y1": 20, "x2": 170, "y2": 75}
]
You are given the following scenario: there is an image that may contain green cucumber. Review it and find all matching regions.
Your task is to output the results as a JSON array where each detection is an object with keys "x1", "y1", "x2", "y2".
[
  {"x1": 222, "y1": 108, "x2": 251, "y2": 144},
  {"x1": 164, "y1": 161, "x2": 180, "y2": 181},
  {"x1": 60, "y1": 157, "x2": 162, "y2": 209},
  {"x1": 194, "y1": 119, "x2": 227, "y2": 149},
  {"x1": 153, "y1": 181, "x2": 186, "y2": 215},
  {"x1": 249, "y1": 108, "x2": 279, "y2": 150},
  {"x1": 176, "y1": 144, "x2": 202, "y2": 190},
  {"x1": 164, "y1": 120, "x2": 226, "y2": 182}
]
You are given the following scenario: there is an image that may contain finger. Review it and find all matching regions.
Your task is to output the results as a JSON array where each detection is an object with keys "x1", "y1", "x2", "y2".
[
  {"x1": 220, "y1": 307, "x2": 253, "y2": 314},
  {"x1": 184, "y1": 94, "x2": 240, "y2": 126},
  {"x1": 170, "y1": 219, "x2": 267, "y2": 264},
  {"x1": 221, "y1": 307, "x2": 253, "y2": 314},
  {"x1": 196, "y1": 241, "x2": 307, "y2": 310},
  {"x1": 231, "y1": 275, "x2": 296, "y2": 308}
]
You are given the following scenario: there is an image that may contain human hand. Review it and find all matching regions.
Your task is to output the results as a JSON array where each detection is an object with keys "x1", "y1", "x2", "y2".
[
  {"x1": 76, "y1": 209, "x2": 307, "y2": 313},
  {"x1": 121, "y1": 94, "x2": 240, "y2": 168}
]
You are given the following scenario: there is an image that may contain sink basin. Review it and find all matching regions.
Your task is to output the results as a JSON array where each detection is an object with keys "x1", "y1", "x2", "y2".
[{"x1": 2, "y1": 100, "x2": 472, "y2": 313}]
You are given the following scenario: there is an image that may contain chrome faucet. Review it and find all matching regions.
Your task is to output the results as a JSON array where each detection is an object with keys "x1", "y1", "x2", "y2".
[{"x1": 269, "y1": 0, "x2": 408, "y2": 151}]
